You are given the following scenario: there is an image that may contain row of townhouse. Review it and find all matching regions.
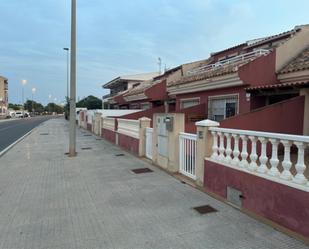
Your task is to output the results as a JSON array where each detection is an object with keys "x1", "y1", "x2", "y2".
[
  {"x1": 0, "y1": 76, "x2": 8, "y2": 118},
  {"x1": 102, "y1": 24, "x2": 309, "y2": 135}
]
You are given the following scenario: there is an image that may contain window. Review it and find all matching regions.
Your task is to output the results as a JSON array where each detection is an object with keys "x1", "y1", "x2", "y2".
[
  {"x1": 180, "y1": 98, "x2": 200, "y2": 109},
  {"x1": 208, "y1": 95, "x2": 238, "y2": 121}
]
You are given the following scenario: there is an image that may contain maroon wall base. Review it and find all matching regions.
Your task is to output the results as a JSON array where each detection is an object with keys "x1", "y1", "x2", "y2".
[
  {"x1": 118, "y1": 133, "x2": 139, "y2": 156},
  {"x1": 102, "y1": 128, "x2": 116, "y2": 144},
  {"x1": 204, "y1": 160, "x2": 309, "y2": 238}
]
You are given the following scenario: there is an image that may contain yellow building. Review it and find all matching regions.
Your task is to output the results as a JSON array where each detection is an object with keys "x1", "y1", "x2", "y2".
[{"x1": 0, "y1": 76, "x2": 8, "y2": 118}]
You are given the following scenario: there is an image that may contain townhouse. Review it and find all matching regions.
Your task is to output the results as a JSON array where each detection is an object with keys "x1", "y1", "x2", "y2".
[{"x1": 0, "y1": 76, "x2": 8, "y2": 118}]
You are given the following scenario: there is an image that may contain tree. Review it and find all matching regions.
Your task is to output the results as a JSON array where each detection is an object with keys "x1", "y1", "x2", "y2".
[
  {"x1": 45, "y1": 103, "x2": 64, "y2": 114},
  {"x1": 24, "y1": 100, "x2": 44, "y2": 113},
  {"x1": 76, "y1": 95, "x2": 102, "y2": 110},
  {"x1": 8, "y1": 103, "x2": 22, "y2": 110}
]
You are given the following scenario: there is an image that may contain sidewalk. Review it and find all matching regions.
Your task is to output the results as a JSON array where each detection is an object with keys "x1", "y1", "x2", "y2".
[{"x1": 0, "y1": 118, "x2": 307, "y2": 249}]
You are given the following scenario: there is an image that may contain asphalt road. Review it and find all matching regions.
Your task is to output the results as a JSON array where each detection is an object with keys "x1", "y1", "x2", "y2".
[{"x1": 0, "y1": 116, "x2": 54, "y2": 153}]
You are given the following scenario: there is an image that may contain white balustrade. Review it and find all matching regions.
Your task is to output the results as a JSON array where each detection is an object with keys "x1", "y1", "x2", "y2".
[
  {"x1": 117, "y1": 118, "x2": 140, "y2": 139},
  {"x1": 102, "y1": 117, "x2": 116, "y2": 131},
  {"x1": 208, "y1": 127, "x2": 309, "y2": 191},
  {"x1": 179, "y1": 132, "x2": 197, "y2": 180}
]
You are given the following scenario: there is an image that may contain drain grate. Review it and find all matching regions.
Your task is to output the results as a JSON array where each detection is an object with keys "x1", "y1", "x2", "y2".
[
  {"x1": 132, "y1": 168, "x2": 153, "y2": 174},
  {"x1": 83, "y1": 135, "x2": 92, "y2": 137},
  {"x1": 115, "y1": 153, "x2": 125, "y2": 157},
  {"x1": 193, "y1": 205, "x2": 217, "y2": 214},
  {"x1": 81, "y1": 147, "x2": 92, "y2": 150},
  {"x1": 96, "y1": 138, "x2": 102, "y2": 140},
  {"x1": 40, "y1": 133, "x2": 49, "y2": 135}
]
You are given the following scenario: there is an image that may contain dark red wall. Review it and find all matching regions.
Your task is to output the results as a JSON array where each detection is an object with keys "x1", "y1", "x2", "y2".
[
  {"x1": 145, "y1": 80, "x2": 168, "y2": 101},
  {"x1": 102, "y1": 128, "x2": 116, "y2": 144},
  {"x1": 220, "y1": 96, "x2": 305, "y2": 135},
  {"x1": 118, "y1": 133, "x2": 139, "y2": 156},
  {"x1": 204, "y1": 160, "x2": 309, "y2": 238},
  {"x1": 238, "y1": 51, "x2": 277, "y2": 87},
  {"x1": 175, "y1": 103, "x2": 207, "y2": 133}
]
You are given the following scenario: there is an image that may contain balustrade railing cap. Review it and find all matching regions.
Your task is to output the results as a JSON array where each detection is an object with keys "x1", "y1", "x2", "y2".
[
  {"x1": 195, "y1": 119, "x2": 220, "y2": 127},
  {"x1": 139, "y1": 117, "x2": 151, "y2": 121}
]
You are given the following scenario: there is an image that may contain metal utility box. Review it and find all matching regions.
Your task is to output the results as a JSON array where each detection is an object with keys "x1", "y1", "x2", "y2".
[
  {"x1": 227, "y1": 186, "x2": 243, "y2": 209},
  {"x1": 165, "y1": 116, "x2": 174, "y2": 131}
]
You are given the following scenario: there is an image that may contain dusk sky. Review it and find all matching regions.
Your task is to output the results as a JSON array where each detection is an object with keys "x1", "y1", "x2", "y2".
[{"x1": 0, "y1": 0, "x2": 309, "y2": 105}]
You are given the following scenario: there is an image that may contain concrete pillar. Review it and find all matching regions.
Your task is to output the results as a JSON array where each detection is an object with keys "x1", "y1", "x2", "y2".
[
  {"x1": 138, "y1": 117, "x2": 151, "y2": 157},
  {"x1": 300, "y1": 88, "x2": 309, "y2": 135},
  {"x1": 195, "y1": 119, "x2": 220, "y2": 187}
]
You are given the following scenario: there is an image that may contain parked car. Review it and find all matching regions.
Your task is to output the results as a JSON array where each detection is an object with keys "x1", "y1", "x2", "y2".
[{"x1": 15, "y1": 111, "x2": 24, "y2": 118}]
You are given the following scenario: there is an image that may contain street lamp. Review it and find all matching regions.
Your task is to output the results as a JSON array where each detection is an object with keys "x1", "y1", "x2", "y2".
[
  {"x1": 69, "y1": 0, "x2": 77, "y2": 157},
  {"x1": 21, "y1": 79, "x2": 27, "y2": 116},
  {"x1": 32, "y1": 87, "x2": 36, "y2": 115}
]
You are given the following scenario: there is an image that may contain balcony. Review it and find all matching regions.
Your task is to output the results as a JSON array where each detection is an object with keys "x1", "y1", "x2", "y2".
[{"x1": 187, "y1": 49, "x2": 270, "y2": 76}]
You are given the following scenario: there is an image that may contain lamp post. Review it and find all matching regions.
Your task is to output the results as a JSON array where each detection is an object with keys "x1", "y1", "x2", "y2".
[
  {"x1": 32, "y1": 87, "x2": 36, "y2": 115},
  {"x1": 21, "y1": 79, "x2": 27, "y2": 116},
  {"x1": 69, "y1": 0, "x2": 77, "y2": 157}
]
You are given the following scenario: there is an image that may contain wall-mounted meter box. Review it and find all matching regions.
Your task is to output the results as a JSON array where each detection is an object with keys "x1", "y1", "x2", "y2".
[{"x1": 165, "y1": 116, "x2": 174, "y2": 131}]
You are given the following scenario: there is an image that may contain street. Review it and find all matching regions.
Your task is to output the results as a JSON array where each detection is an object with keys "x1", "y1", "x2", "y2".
[{"x1": 0, "y1": 116, "x2": 53, "y2": 153}]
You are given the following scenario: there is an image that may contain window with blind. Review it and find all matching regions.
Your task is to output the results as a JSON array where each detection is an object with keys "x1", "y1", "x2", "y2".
[
  {"x1": 180, "y1": 98, "x2": 200, "y2": 109},
  {"x1": 208, "y1": 95, "x2": 238, "y2": 121},
  {"x1": 140, "y1": 103, "x2": 150, "y2": 110}
]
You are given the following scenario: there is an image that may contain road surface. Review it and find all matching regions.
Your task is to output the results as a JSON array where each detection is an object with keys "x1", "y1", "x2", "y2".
[{"x1": 0, "y1": 116, "x2": 54, "y2": 153}]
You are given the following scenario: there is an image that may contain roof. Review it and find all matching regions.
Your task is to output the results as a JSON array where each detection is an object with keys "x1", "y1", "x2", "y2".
[
  {"x1": 168, "y1": 63, "x2": 240, "y2": 87},
  {"x1": 124, "y1": 79, "x2": 163, "y2": 97},
  {"x1": 0, "y1": 76, "x2": 8, "y2": 81},
  {"x1": 102, "y1": 72, "x2": 159, "y2": 88},
  {"x1": 279, "y1": 46, "x2": 309, "y2": 74},
  {"x1": 245, "y1": 80, "x2": 309, "y2": 91},
  {"x1": 211, "y1": 43, "x2": 247, "y2": 56}
]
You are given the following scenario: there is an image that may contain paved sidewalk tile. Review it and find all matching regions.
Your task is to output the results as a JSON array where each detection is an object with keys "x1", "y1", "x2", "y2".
[{"x1": 0, "y1": 118, "x2": 307, "y2": 249}]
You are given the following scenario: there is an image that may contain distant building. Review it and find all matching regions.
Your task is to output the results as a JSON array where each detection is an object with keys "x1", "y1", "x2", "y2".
[{"x1": 0, "y1": 76, "x2": 8, "y2": 118}]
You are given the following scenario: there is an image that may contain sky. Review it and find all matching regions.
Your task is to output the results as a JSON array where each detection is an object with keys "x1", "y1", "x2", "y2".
[{"x1": 0, "y1": 0, "x2": 309, "y2": 105}]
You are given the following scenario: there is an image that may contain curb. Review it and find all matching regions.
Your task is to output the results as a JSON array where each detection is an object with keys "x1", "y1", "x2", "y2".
[{"x1": 0, "y1": 120, "x2": 46, "y2": 158}]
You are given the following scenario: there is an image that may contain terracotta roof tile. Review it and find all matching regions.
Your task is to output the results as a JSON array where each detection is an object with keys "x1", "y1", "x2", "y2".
[
  {"x1": 279, "y1": 46, "x2": 309, "y2": 74},
  {"x1": 245, "y1": 80, "x2": 309, "y2": 91}
]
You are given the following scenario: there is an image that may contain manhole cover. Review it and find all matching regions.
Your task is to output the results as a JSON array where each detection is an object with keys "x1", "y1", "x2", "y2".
[
  {"x1": 132, "y1": 168, "x2": 153, "y2": 174},
  {"x1": 193, "y1": 205, "x2": 217, "y2": 214},
  {"x1": 81, "y1": 147, "x2": 92, "y2": 150},
  {"x1": 40, "y1": 133, "x2": 49, "y2": 135},
  {"x1": 115, "y1": 153, "x2": 125, "y2": 157}
]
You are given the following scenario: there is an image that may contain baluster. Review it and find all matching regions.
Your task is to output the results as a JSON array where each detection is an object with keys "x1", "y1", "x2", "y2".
[
  {"x1": 231, "y1": 134, "x2": 240, "y2": 166},
  {"x1": 293, "y1": 142, "x2": 307, "y2": 184},
  {"x1": 224, "y1": 133, "x2": 232, "y2": 163},
  {"x1": 280, "y1": 140, "x2": 293, "y2": 180},
  {"x1": 268, "y1": 139, "x2": 280, "y2": 176},
  {"x1": 239, "y1": 135, "x2": 248, "y2": 168},
  {"x1": 257, "y1": 137, "x2": 268, "y2": 173},
  {"x1": 248, "y1": 136, "x2": 258, "y2": 171},
  {"x1": 211, "y1": 131, "x2": 219, "y2": 160},
  {"x1": 218, "y1": 132, "x2": 225, "y2": 161}
]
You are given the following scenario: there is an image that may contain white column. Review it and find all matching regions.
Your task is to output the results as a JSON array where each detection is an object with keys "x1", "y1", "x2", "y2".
[
  {"x1": 257, "y1": 137, "x2": 268, "y2": 173},
  {"x1": 280, "y1": 140, "x2": 293, "y2": 180},
  {"x1": 268, "y1": 139, "x2": 280, "y2": 176},
  {"x1": 248, "y1": 136, "x2": 258, "y2": 171},
  {"x1": 231, "y1": 134, "x2": 240, "y2": 166},
  {"x1": 218, "y1": 132, "x2": 225, "y2": 161},
  {"x1": 293, "y1": 142, "x2": 307, "y2": 184},
  {"x1": 224, "y1": 133, "x2": 232, "y2": 163},
  {"x1": 211, "y1": 131, "x2": 219, "y2": 160},
  {"x1": 239, "y1": 135, "x2": 248, "y2": 168}
]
